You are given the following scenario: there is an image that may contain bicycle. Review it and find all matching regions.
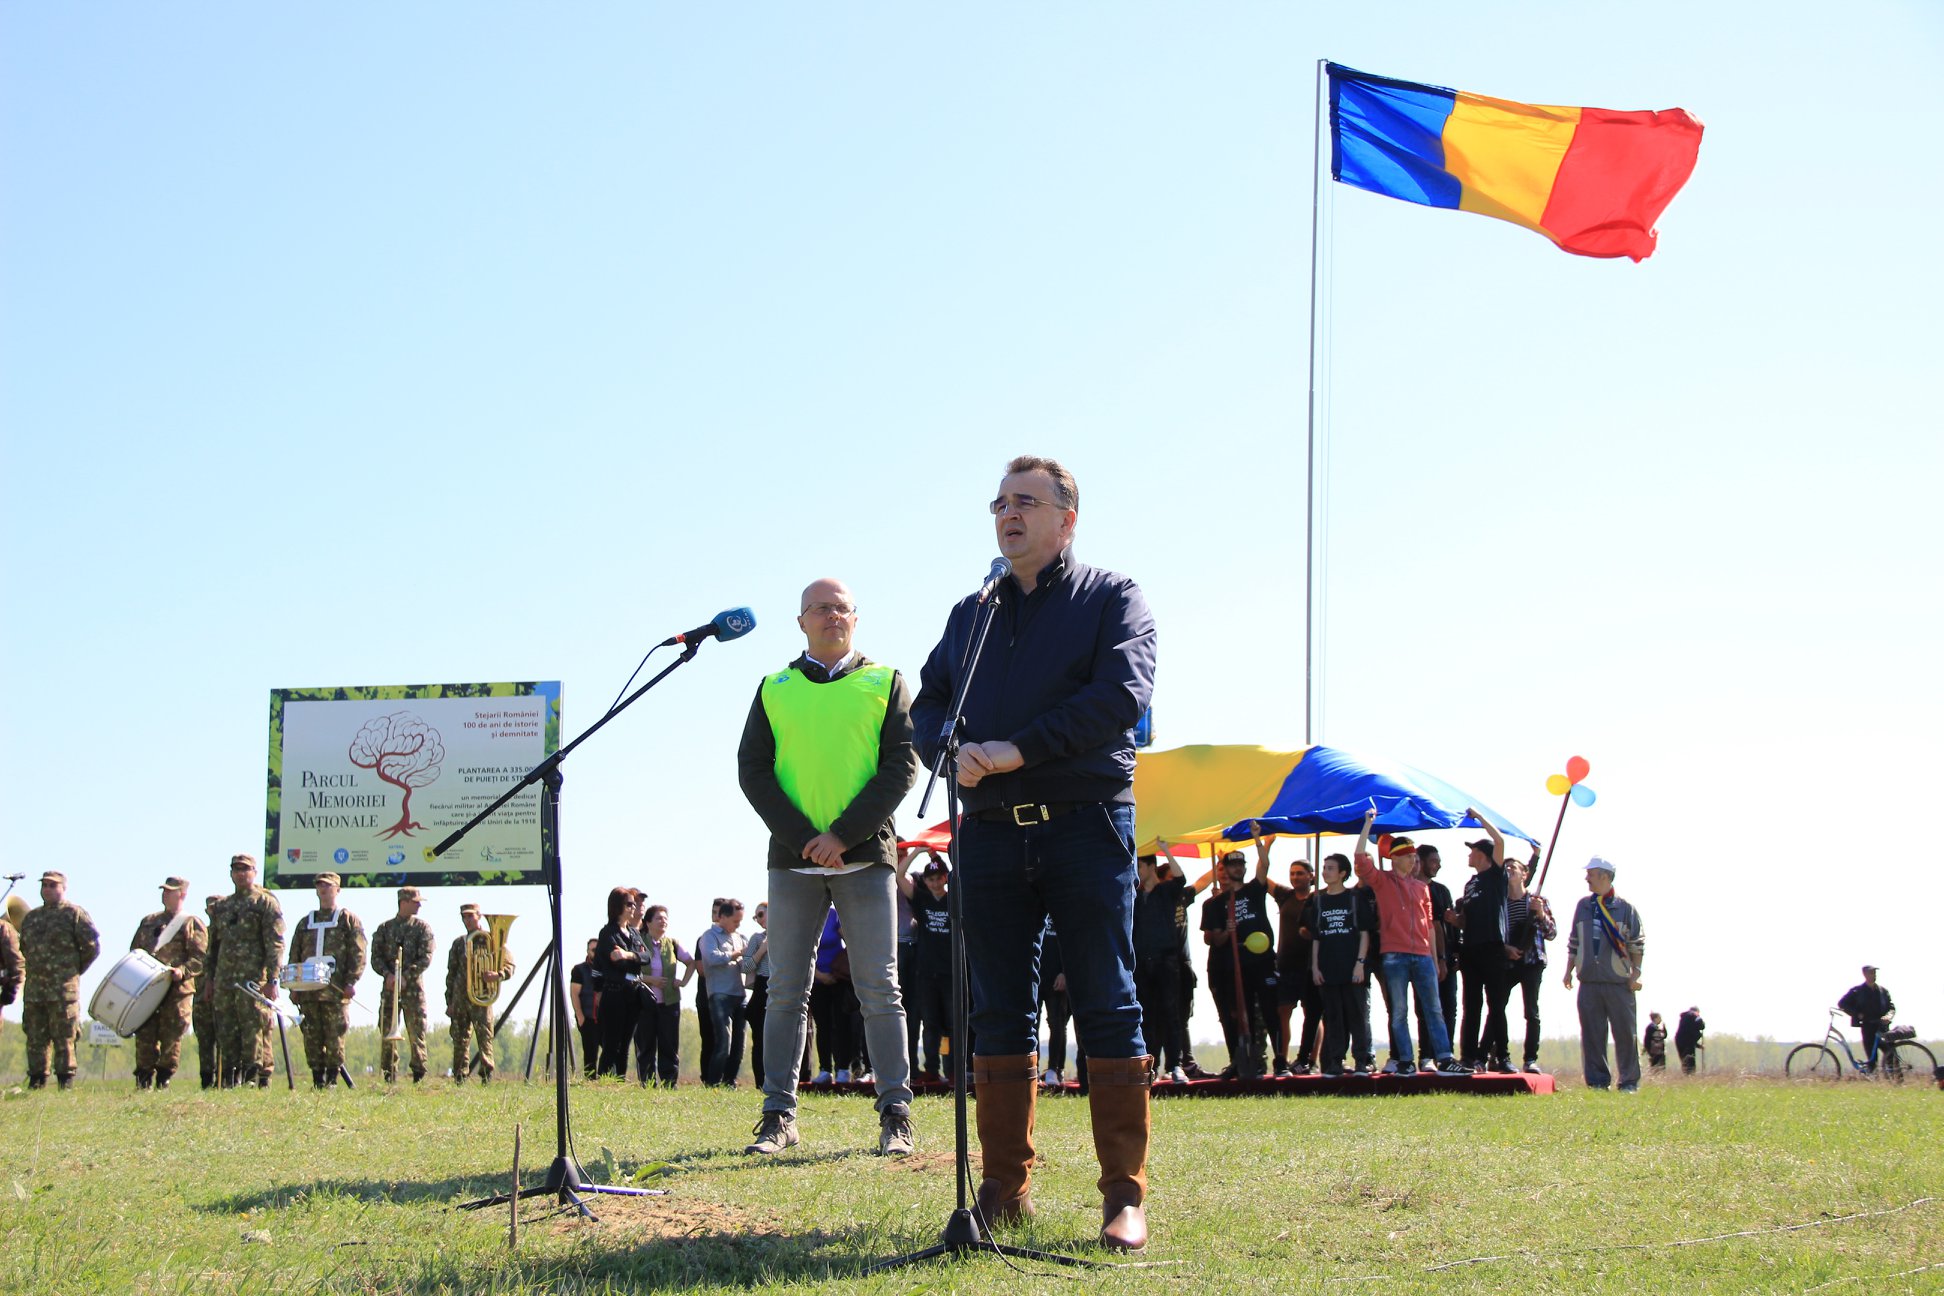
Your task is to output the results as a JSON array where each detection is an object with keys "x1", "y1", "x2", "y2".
[{"x1": 1784, "y1": 1010, "x2": 1935, "y2": 1083}]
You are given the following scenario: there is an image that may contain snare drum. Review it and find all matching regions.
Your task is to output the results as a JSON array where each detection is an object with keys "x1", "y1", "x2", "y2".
[
  {"x1": 278, "y1": 957, "x2": 338, "y2": 992},
  {"x1": 88, "y1": 950, "x2": 175, "y2": 1037}
]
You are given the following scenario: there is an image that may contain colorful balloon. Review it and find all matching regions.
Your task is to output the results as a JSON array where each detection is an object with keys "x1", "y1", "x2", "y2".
[
  {"x1": 1546, "y1": 773, "x2": 1571, "y2": 796},
  {"x1": 1243, "y1": 931, "x2": 1272, "y2": 955},
  {"x1": 1566, "y1": 756, "x2": 1591, "y2": 784},
  {"x1": 1570, "y1": 784, "x2": 1597, "y2": 808}
]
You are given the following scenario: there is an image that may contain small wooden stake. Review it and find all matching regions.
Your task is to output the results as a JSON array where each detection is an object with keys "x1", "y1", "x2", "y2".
[{"x1": 510, "y1": 1123, "x2": 521, "y2": 1248}]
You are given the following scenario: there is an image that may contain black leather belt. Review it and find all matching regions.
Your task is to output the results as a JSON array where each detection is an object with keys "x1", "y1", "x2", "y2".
[{"x1": 970, "y1": 801, "x2": 1082, "y2": 827}]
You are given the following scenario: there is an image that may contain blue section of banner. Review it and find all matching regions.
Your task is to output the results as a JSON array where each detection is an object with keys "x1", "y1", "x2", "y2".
[
  {"x1": 1224, "y1": 743, "x2": 1534, "y2": 843},
  {"x1": 1328, "y1": 64, "x2": 1460, "y2": 209}
]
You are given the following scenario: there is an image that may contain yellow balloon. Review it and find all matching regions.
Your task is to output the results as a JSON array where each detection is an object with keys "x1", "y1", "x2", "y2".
[
  {"x1": 1545, "y1": 773, "x2": 1571, "y2": 796},
  {"x1": 1244, "y1": 931, "x2": 1272, "y2": 955}
]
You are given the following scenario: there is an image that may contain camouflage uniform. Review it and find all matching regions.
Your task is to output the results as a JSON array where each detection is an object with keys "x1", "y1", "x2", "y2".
[
  {"x1": 446, "y1": 938, "x2": 511, "y2": 1081},
  {"x1": 19, "y1": 900, "x2": 101, "y2": 1086},
  {"x1": 130, "y1": 907, "x2": 208, "y2": 1086},
  {"x1": 371, "y1": 914, "x2": 435, "y2": 1082},
  {"x1": 208, "y1": 886, "x2": 284, "y2": 1084},
  {"x1": 288, "y1": 906, "x2": 367, "y2": 1084},
  {"x1": 193, "y1": 896, "x2": 224, "y2": 1087}
]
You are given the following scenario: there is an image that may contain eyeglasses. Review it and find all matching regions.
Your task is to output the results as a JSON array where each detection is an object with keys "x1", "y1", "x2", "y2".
[
  {"x1": 801, "y1": 602, "x2": 856, "y2": 618},
  {"x1": 988, "y1": 493, "x2": 1065, "y2": 516}
]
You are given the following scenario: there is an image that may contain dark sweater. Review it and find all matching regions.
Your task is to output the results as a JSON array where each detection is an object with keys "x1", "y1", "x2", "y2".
[{"x1": 912, "y1": 548, "x2": 1156, "y2": 812}]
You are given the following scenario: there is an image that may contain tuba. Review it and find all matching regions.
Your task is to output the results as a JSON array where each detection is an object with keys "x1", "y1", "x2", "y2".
[{"x1": 465, "y1": 914, "x2": 515, "y2": 1009}]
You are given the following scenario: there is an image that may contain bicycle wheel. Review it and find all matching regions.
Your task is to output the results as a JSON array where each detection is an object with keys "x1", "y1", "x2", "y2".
[
  {"x1": 1784, "y1": 1044, "x2": 1843, "y2": 1080},
  {"x1": 1884, "y1": 1041, "x2": 1936, "y2": 1084}
]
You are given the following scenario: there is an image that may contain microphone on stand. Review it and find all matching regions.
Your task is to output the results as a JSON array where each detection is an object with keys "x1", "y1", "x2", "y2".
[
  {"x1": 974, "y1": 557, "x2": 1012, "y2": 604},
  {"x1": 661, "y1": 607, "x2": 758, "y2": 647}
]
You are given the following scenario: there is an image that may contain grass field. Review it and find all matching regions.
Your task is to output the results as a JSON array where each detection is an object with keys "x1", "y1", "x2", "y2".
[{"x1": 2, "y1": 1067, "x2": 1938, "y2": 1295}]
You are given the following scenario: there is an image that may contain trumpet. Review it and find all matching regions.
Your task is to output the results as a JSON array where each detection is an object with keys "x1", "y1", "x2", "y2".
[
  {"x1": 381, "y1": 943, "x2": 406, "y2": 1043},
  {"x1": 465, "y1": 913, "x2": 515, "y2": 1009}
]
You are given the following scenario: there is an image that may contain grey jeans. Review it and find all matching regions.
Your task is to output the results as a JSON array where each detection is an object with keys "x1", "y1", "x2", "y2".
[
  {"x1": 1577, "y1": 980, "x2": 1640, "y2": 1089},
  {"x1": 761, "y1": 864, "x2": 913, "y2": 1114}
]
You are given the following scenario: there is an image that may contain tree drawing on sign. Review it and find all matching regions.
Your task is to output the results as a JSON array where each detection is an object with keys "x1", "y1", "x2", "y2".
[{"x1": 347, "y1": 712, "x2": 446, "y2": 840}]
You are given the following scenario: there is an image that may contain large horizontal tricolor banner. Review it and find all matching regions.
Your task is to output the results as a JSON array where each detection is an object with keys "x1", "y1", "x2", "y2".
[{"x1": 1327, "y1": 63, "x2": 1703, "y2": 262}]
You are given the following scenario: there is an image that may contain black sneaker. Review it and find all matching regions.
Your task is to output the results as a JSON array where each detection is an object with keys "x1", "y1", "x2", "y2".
[
  {"x1": 878, "y1": 1104, "x2": 915, "y2": 1157},
  {"x1": 1434, "y1": 1057, "x2": 1472, "y2": 1076},
  {"x1": 745, "y1": 1110, "x2": 799, "y2": 1155}
]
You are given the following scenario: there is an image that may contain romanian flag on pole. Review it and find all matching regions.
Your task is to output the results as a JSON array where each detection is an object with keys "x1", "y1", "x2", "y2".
[{"x1": 1327, "y1": 63, "x2": 1703, "y2": 262}]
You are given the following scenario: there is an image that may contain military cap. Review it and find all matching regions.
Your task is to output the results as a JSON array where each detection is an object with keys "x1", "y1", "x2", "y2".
[
  {"x1": 39, "y1": 870, "x2": 66, "y2": 884},
  {"x1": 161, "y1": 876, "x2": 189, "y2": 892},
  {"x1": 397, "y1": 886, "x2": 422, "y2": 900},
  {"x1": 229, "y1": 853, "x2": 258, "y2": 869},
  {"x1": 459, "y1": 903, "x2": 482, "y2": 916},
  {"x1": 314, "y1": 871, "x2": 342, "y2": 886}
]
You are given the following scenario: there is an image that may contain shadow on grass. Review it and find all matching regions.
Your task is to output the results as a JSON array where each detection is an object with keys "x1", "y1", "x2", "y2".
[{"x1": 196, "y1": 1173, "x2": 564, "y2": 1212}]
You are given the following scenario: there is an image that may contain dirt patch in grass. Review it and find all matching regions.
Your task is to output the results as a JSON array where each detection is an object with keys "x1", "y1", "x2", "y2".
[{"x1": 544, "y1": 1192, "x2": 779, "y2": 1240}]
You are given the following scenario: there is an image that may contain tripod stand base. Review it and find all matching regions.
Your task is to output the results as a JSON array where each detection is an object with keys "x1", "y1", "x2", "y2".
[
  {"x1": 457, "y1": 1154, "x2": 666, "y2": 1219},
  {"x1": 867, "y1": 1208, "x2": 1105, "y2": 1272}
]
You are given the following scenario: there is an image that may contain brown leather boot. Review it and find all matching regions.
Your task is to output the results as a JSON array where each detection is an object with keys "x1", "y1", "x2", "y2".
[
  {"x1": 1087, "y1": 1054, "x2": 1152, "y2": 1252},
  {"x1": 972, "y1": 1053, "x2": 1038, "y2": 1226}
]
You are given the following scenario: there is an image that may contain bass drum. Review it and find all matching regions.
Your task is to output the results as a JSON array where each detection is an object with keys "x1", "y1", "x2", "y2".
[{"x1": 88, "y1": 950, "x2": 175, "y2": 1037}]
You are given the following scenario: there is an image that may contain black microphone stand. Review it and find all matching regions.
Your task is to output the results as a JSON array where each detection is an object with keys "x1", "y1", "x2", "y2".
[
  {"x1": 870, "y1": 584, "x2": 1100, "y2": 1273},
  {"x1": 450, "y1": 643, "x2": 705, "y2": 1220}
]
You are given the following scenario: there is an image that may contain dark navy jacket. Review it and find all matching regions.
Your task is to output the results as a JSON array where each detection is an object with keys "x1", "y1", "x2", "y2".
[{"x1": 912, "y1": 548, "x2": 1156, "y2": 813}]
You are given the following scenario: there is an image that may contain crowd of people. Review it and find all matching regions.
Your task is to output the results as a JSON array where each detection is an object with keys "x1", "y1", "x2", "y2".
[{"x1": 1126, "y1": 814, "x2": 1563, "y2": 1083}]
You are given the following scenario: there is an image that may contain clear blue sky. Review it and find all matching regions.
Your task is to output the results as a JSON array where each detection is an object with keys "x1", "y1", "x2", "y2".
[{"x1": 4, "y1": 4, "x2": 1938, "y2": 1048}]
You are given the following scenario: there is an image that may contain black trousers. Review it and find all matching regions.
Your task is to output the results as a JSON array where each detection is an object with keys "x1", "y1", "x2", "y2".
[
  {"x1": 1134, "y1": 951, "x2": 1186, "y2": 1070},
  {"x1": 1318, "y1": 980, "x2": 1374, "y2": 1073},
  {"x1": 694, "y1": 980, "x2": 715, "y2": 1077},
  {"x1": 599, "y1": 982, "x2": 641, "y2": 1079},
  {"x1": 745, "y1": 975, "x2": 768, "y2": 1084},
  {"x1": 916, "y1": 970, "x2": 955, "y2": 1076},
  {"x1": 1460, "y1": 949, "x2": 1513, "y2": 1064},
  {"x1": 898, "y1": 942, "x2": 921, "y2": 1075},
  {"x1": 1281, "y1": 969, "x2": 1322, "y2": 1066},
  {"x1": 1512, "y1": 961, "x2": 1546, "y2": 1065},
  {"x1": 635, "y1": 998, "x2": 681, "y2": 1084},
  {"x1": 1039, "y1": 986, "x2": 1072, "y2": 1073},
  {"x1": 1209, "y1": 953, "x2": 1275, "y2": 1076},
  {"x1": 577, "y1": 1021, "x2": 602, "y2": 1079},
  {"x1": 809, "y1": 979, "x2": 858, "y2": 1074}
]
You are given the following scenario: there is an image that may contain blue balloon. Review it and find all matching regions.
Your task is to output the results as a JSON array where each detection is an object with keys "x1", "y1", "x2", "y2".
[{"x1": 1570, "y1": 784, "x2": 1597, "y2": 808}]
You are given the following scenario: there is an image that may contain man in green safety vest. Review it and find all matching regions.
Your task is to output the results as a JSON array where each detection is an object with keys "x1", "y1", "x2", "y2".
[{"x1": 737, "y1": 577, "x2": 920, "y2": 1158}]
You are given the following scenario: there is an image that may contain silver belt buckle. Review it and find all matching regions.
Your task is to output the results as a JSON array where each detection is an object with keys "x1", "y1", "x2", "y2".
[{"x1": 1011, "y1": 803, "x2": 1050, "y2": 827}]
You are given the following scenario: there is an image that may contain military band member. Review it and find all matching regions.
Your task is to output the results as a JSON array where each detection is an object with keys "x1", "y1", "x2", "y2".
[
  {"x1": 371, "y1": 886, "x2": 435, "y2": 1083},
  {"x1": 209, "y1": 853, "x2": 285, "y2": 1087},
  {"x1": 0, "y1": 897, "x2": 24, "y2": 1053},
  {"x1": 19, "y1": 871, "x2": 101, "y2": 1090},
  {"x1": 446, "y1": 904, "x2": 513, "y2": 1083},
  {"x1": 130, "y1": 876, "x2": 208, "y2": 1090},
  {"x1": 194, "y1": 893, "x2": 225, "y2": 1088},
  {"x1": 288, "y1": 872, "x2": 368, "y2": 1088}
]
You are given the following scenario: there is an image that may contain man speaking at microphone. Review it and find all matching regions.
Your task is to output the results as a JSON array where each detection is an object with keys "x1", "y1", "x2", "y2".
[
  {"x1": 738, "y1": 577, "x2": 919, "y2": 1157},
  {"x1": 912, "y1": 454, "x2": 1158, "y2": 1252}
]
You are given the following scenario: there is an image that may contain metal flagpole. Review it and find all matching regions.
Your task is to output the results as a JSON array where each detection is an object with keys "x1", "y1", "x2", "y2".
[{"x1": 1305, "y1": 57, "x2": 1327, "y2": 749}]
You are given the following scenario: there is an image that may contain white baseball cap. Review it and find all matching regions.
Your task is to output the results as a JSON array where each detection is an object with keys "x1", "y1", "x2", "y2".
[{"x1": 1584, "y1": 856, "x2": 1616, "y2": 877}]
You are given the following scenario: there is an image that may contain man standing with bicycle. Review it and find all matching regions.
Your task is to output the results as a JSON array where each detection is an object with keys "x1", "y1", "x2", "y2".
[{"x1": 1836, "y1": 965, "x2": 1895, "y2": 1073}]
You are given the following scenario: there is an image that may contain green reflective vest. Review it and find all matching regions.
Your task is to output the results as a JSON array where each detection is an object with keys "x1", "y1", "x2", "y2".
[{"x1": 760, "y1": 663, "x2": 894, "y2": 832}]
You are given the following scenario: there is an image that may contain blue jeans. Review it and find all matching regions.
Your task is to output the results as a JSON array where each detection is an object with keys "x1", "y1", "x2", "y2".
[
  {"x1": 957, "y1": 802, "x2": 1146, "y2": 1059},
  {"x1": 1381, "y1": 952, "x2": 1451, "y2": 1066},
  {"x1": 705, "y1": 991, "x2": 746, "y2": 1086}
]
